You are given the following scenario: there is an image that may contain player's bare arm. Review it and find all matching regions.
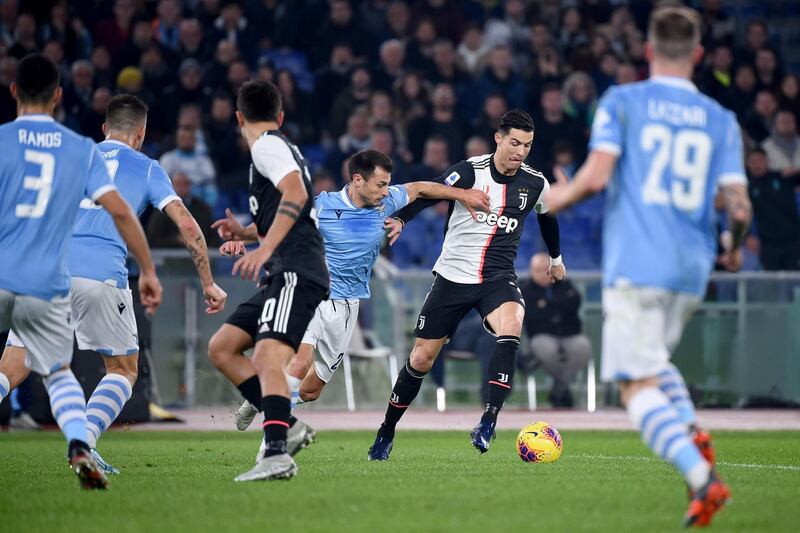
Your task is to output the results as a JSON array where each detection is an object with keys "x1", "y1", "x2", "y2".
[
  {"x1": 718, "y1": 183, "x2": 753, "y2": 272},
  {"x1": 164, "y1": 199, "x2": 227, "y2": 314},
  {"x1": 546, "y1": 150, "x2": 618, "y2": 214},
  {"x1": 403, "y1": 181, "x2": 491, "y2": 218},
  {"x1": 212, "y1": 208, "x2": 259, "y2": 243},
  {"x1": 96, "y1": 189, "x2": 162, "y2": 314},
  {"x1": 232, "y1": 170, "x2": 307, "y2": 280}
]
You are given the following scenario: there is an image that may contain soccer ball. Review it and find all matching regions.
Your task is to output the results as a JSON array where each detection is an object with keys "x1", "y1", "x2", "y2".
[{"x1": 516, "y1": 422, "x2": 563, "y2": 463}]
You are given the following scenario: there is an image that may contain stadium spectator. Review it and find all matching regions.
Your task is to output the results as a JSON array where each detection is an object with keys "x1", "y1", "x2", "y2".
[
  {"x1": 205, "y1": 92, "x2": 249, "y2": 214},
  {"x1": 325, "y1": 111, "x2": 372, "y2": 182},
  {"x1": 211, "y1": 0, "x2": 255, "y2": 64},
  {"x1": 483, "y1": 0, "x2": 530, "y2": 57},
  {"x1": 593, "y1": 51, "x2": 619, "y2": 95},
  {"x1": 407, "y1": 82, "x2": 466, "y2": 164},
  {"x1": 531, "y1": 83, "x2": 585, "y2": 174},
  {"x1": 558, "y1": 6, "x2": 590, "y2": 64},
  {"x1": 313, "y1": 43, "x2": 356, "y2": 133},
  {"x1": 203, "y1": 38, "x2": 238, "y2": 91},
  {"x1": 730, "y1": 63, "x2": 758, "y2": 119},
  {"x1": 0, "y1": 0, "x2": 18, "y2": 48},
  {"x1": 562, "y1": 71, "x2": 597, "y2": 131},
  {"x1": 80, "y1": 87, "x2": 112, "y2": 143},
  {"x1": 472, "y1": 93, "x2": 508, "y2": 148},
  {"x1": 429, "y1": 38, "x2": 470, "y2": 105},
  {"x1": 0, "y1": 56, "x2": 16, "y2": 123},
  {"x1": 742, "y1": 90, "x2": 778, "y2": 145},
  {"x1": 518, "y1": 253, "x2": 591, "y2": 408},
  {"x1": 615, "y1": 61, "x2": 638, "y2": 85},
  {"x1": 162, "y1": 59, "x2": 213, "y2": 130},
  {"x1": 139, "y1": 43, "x2": 174, "y2": 94},
  {"x1": 146, "y1": 173, "x2": 218, "y2": 248},
  {"x1": 62, "y1": 59, "x2": 94, "y2": 129},
  {"x1": 118, "y1": 17, "x2": 174, "y2": 73},
  {"x1": 763, "y1": 110, "x2": 800, "y2": 177},
  {"x1": 475, "y1": 45, "x2": 527, "y2": 113},
  {"x1": 746, "y1": 149, "x2": 800, "y2": 270},
  {"x1": 393, "y1": 70, "x2": 430, "y2": 129},
  {"x1": 329, "y1": 65, "x2": 373, "y2": 139},
  {"x1": 755, "y1": 48, "x2": 781, "y2": 92},
  {"x1": 89, "y1": 45, "x2": 115, "y2": 90},
  {"x1": 7, "y1": 12, "x2": 37, "y2": 59},
  {"x1": 407, "y1": 135, "x2": 450, "y2": 183},
  {"x1": 410, "y1": 0, "x2": 466, "y2": 44},
  {"x1": 697, "y1": 0, "x2": 736, "y2": 47},
  {"x1": 312, "y1": 168, "x2": 337, "y2": 195},
  {"x1": 698, "y1": 43, "x2": 734, "y2": 110},
  {"x1": 276, "y1": 69, "x2": 314, "y2": 145},
  {"x1": 737, "y1": 19, "x2": 771, "y2": 65},
  {"x1": 95, "y1": 0, "x2": 137, "y2": 56},
  {"x1": 310, "y1": 0, "x2": 367, "y2": 68},
  {"x1": 372, "y1": 38, "x2": 406, "y2": 92},
  {"x1": 369, "y1": 126, "x2": 409, "y2": 182},
  {"x1": 457, "y1": 23, "x2": 490, "y2": 76},
  {"x1": 224, "y1": 59, "x2": 251, "y2": 100},
  {"x1": 385, "y1": 0, "x2": 411, "y2": 41},
  {"x1": 778, "y1": 74, "x2": 800, "y2": 122},
  {"x1": 465, "y1": 135, "x2": 490, "y2": 159},
  {"x1": 178, "y1": 18, "x2": 210, "y2": 64},
  {"x1": 405, "y1": 17, "x2": 437, "y2": 73},
  {"x1": 153, "y1": 0, "x2": 183, "y2": 51},
  {"x1": 160, "y1": 126, "x2": 217, "y2": 207}
]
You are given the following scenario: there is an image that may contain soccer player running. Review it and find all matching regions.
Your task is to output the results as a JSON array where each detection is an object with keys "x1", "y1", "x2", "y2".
[
  {"x1": 0, "y1": 54, "x2": 161, "y2": 489},
  {"x1": 368, "y1": 109, "x2": 566, "y2": 460},
  {"x1": 545, "y1": 7, "x2": 751, "y2": 527},
  {"x1": 217, "y1": 150, "x2": 490, "y2": 459},
  {"x1": 207, "y1": 80, "x2": 332, "y2": 482},
  {"x1": 0, "y1": 94, "x2": 227, "y2": 475}
]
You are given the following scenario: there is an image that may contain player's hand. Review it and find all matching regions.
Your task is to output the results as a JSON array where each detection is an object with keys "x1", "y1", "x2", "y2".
[
  {"x1": 547, "y1": 263, "x2": 567, "y2": 283},
  {"x1": 138, "y1": 271, "x2": 163, "y2": 315},
  {"x1": 460, "y1": 189, "x2": 491, "y2": 220},
  {"x1": 202, "y1": 282, "x2": 227, "y2": 314},
  {"x1": 544, "y1": 182, "x2": 570, "y2": 214},
  {"x1": 719, "y1": 248, "x2": 743, "y2": 272},
  {"x1": 232, "y1": 245, "x2": 271, "y2": 281},
  {"x1": 219, "y1": 240, "x2": 246, "y2": 256},
  {"x1": 211, "y1": 208, "x2": 245, "y2": 241},
  {"x1": 384, "y1": 217, "x2": 404, "y2": 246}
]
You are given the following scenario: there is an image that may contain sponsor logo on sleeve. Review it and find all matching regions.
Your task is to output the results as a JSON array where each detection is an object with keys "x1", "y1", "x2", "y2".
[{"x1": 444, "y1": 172, "x2": 460, "y2": 186}]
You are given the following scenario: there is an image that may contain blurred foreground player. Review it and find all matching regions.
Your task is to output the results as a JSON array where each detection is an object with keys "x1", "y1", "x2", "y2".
[
  {"x1": 0, "y1": 54, "x2": 161, "y2": 489},
  {"x1": 546, "y1": 7, "x2": 751, "y2": 527}
]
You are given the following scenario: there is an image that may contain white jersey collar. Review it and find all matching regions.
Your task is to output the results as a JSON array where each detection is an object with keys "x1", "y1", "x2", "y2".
[
  {"x1": 15, "y1": 113, "x2": 55, "y2": 122},
  {"x1": 650, "y1": 75, "x2": 699, "y2": 93},
  {"x1": 340, "y1": 186, "x2": 356, "y2": 208}
]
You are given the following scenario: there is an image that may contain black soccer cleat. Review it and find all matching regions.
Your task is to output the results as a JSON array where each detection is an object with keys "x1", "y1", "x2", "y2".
[
  {"x1": 68, "y1": 441, "x2": 108, "y2": 490},
  {"x1": 367, "y1": 431, "x2": 394, "y2": 461},
  {"x1": 470, "y1": 422, "x2": 496, "y2": 453}
]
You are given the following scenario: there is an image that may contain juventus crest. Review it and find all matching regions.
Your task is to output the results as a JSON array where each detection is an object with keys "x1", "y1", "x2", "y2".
[{"x1": 519, "y1": 192, "x2": 528, "y2": 210}]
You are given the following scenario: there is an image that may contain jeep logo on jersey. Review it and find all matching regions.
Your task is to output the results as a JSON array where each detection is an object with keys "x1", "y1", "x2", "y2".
[
  {"x1": 444, "y1": 171, "x2": 460, "y2": 186},
  {"x1": 474, "y1": 211, "x2": 519, "y2": 233}
]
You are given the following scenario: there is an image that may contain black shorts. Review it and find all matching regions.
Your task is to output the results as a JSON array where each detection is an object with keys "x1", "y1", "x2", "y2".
[
  {"x1": 414, "y1": 275, "x2": 525, "y2": 340},
  {"x1": 225, "y1": 271, "x2": 328, "y2": 351}
]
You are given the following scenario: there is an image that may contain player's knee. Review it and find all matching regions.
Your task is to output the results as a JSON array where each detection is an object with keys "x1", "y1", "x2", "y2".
[
  {"x1": 409, "y1": 347, "x2": 437, "y2": 372},
  {"x1": 207, "y1": 333, "x2": 230, "y2": 368},
  {"x1": 300, "y1": 386, "x2": 321, "y2": 402}
]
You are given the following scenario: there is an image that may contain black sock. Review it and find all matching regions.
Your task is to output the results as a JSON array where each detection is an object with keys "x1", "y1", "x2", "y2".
[
  {"x1": 289, "y1": 415, "x2": 298, "y2": 427},
  {"x1": 379, "y1": 361, "x2": 427, "y2": 439},
  {"x1": 261, "y1": 395, "x2": 290, "y2": 457},
  {"x1": 481, "y1": 335, "x2": 520, "y2": 426},
  {"x1": 237, "y1": 376, "x2": 263, "y2": 410},
  {"x1": 67, "y1": 439, "x2": 89, "y2": 458}
]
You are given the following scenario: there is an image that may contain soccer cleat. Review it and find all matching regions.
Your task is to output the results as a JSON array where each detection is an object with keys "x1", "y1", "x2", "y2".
[
  {"x1": 235, "y1": 400, "x2": 259, "y2": 431},
  {"x1": 9, "y1": 412, "x2": 42, "y2": 431},
  {"x1": 691, "y1": 427, "x2": 716, "y2": 467},
  {"x1": 470, "y1": 422, "x2": 496, "y2": 453},
  {"x1": 235, "y1": 453, "x2": 297, "y2": 482},
  {"x1": 69, "y1": 447, "x2": 109, "y2": 490},
  {"x1": 286, "y1": 419, "x2": 316, "y2": 456},
  {"x1": 683, "y1": 472, "x2": 731, "y2": 528},
  {"x1": 90, "y1": 448, "x2": 120, "y2": 475},
  {"x1": 367, "y1": 432, "x2": 394, "y2": 461}
]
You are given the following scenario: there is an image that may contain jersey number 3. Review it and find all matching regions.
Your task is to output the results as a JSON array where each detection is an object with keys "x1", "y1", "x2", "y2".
[
  {"x1": 15, "y1": 149, "x2": 55, "y2": 219},
  {"x1": 641, "y1": 125, "x2": 711, "y2": 212}
]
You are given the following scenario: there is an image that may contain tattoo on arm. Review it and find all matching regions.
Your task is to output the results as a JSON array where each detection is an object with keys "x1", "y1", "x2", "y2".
[
  {"x1": 174, "y1": 203, "x2": 212, "y2": 283},
  {"x1": 277, "y1": 200, "x2": 301, "y2": 221},
  {"x1": 280, "y1": 200, "x2": 303, "y2": 212}
]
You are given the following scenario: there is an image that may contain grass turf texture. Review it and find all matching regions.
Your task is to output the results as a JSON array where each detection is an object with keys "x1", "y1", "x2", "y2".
[{"x1": 1, "y1": 430, "x2": 798, "y2": 532}]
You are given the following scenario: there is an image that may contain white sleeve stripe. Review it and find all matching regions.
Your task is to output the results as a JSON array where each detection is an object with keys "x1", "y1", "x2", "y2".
[
  {"x1": 535, "y1": 177, "x2": 550, "y2": 214},
  {"x1": 90, "y1": 184, "x2": 117, "y2": 201},
  {"x1": 158, "y1": 195, "x2": 181, "y2": 211},
  {"x1": 591, "y1": 142, "x2": 622, "y2": 156},
  {"x1": 718, "y1": 173, "x2": 747, "y2": 185}
]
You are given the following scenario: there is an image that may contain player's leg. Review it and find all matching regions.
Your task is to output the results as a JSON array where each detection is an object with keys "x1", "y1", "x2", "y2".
[
  {"x1": 471, "y1": 281, "x2": 526, "y2": 452},
  {"x1": 234, "y1": 272, "x2": 326, "y2": 481},
  {"x1": 603, "y1": 288, "x2": 726, "y2": 525},
  {"x1": 11, "y1": 292, "x2": 107, "y2": 489},
  {"x1": 0, "y1": 337, "x2": 33, "y2": 403},
  {"x1": 209, "y1": 324, "x2": 257, "y2": 403}
]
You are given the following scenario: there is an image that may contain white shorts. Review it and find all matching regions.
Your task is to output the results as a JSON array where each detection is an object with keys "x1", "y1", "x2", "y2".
[
  {"x1": 0, "y1": 288, "x2": 73, "y2": 376},
  {"x1": 601, "y1": 286, "x2": 699, "y2": 382},
  {"x1": 7, "y1": 277, "x2": 138, "y2": 357},
  {"x1": 301, "y1": 299, "x2": 359, "y2": 383}
]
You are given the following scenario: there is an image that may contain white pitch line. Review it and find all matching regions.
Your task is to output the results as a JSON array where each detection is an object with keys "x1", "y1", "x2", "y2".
[{"x1": 572, "y1": 453, "x2": 800, "y2": 472}]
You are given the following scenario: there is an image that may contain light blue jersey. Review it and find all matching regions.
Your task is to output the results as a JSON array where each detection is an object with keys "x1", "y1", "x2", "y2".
[
  {"x1": 0, "y1": 115, "x2": 114, "y2": 300},
  {"x1": 316, "y1": 185, "x2": 409, "y2": 299},
  {"x1": 70, "y1": 140, "x2": 179, "y2": 288},
  {"x1": 590, "y1": 76, "x2": 746, "y2": 296}
]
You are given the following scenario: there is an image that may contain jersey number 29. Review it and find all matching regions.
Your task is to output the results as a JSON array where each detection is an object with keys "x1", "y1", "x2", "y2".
[{"x1": 641, "y1": 124, "x2": 711, "y2": 212}]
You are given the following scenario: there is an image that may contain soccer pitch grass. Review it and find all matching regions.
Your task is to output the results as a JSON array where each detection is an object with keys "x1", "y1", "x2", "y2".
[{"x1": 2, "y1": 430, "x2": 798, "y2": 532}]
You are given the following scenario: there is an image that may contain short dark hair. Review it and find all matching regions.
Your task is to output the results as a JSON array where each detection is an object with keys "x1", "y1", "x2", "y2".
[
  {"x1": 348, "y1": 149, "x2": 393, "y2": 181},
  {"x1": 649, "y1": 6, "x2": 701, "y2": 60},
  {"x1": 237, "y1": 80, "x2": 281, "y2": 123},
  {"x1": 498, "y1": 109, "x2": 534, "y2": 135},
  {"x1": 15, "y1": 54, "x2": 60, "y2": 105},
  {"x1": 748, "y1": 147, "x2": 766, "y2": 157},
  {"x1": 106, "y1": 94, "x2": 148, "y2": 131}
]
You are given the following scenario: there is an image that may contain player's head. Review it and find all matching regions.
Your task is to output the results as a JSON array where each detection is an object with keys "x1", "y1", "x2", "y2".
[
  {"x1": 104, "y1": 94, "x2": 148, "y2": 151},
  {"x1": 236, "y1": 79, "x2": 284, "y2": 128},
  {"x1": 494, "y1": 109, "x2": 534, "y2": 172},
  {"x1": 10, "y1": 54, "x2": 61, "y2": 114},
  {"x1": 646, "y1": 6, "x2": 703, "y2": 68},
  {"x1": 348, "y1": 149, "x2": 394, "y2": 208}
]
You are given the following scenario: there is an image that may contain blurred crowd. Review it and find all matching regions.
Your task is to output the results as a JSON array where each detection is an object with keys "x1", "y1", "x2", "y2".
[{"x1": 0, "y1": 0, "x2": 798, "y2": 270}]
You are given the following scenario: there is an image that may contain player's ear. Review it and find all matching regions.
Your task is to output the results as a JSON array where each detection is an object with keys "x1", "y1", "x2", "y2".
[
  {"x1": 9, "y1": 82, "x2": 17, "y2": 100},
  {"x1": 101, "y1": 122, "x2": 108, "y2": 136},
  {"x1": 693, "y1": 45, "x2": 705, "y2": 66},
  {"x1": 494, "y1": 131, "x2": 502, "y2": 146},
  {"x1": 277, "y1": 110, "x2": 284, "y2": 127},
  {"x1": 235, "y1": 110, "x2": 244, "y2": 127},
  {"x1": 51, "y1": 86, "x2": 62, "y2": 109},
  {"x1": 644, "y1": 42, "x2": 653, "y2": 62}
]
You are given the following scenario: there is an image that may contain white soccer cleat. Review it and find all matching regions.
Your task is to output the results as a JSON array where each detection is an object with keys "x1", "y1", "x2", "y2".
[
  {"x1": 235, "y1": 400, "x2": 259, "y2": 431},
  {"x1": 235, "y1": 453, "x2": 297, "y2": 482},
  {"x1": 287, "y1": 419, "x2": 316, "y2": 456}
]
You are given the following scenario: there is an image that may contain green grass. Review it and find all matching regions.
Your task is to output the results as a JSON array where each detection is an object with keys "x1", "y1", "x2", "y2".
[{"x1": 1, "y1": 430, "x2": 799, "y2": 532}]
